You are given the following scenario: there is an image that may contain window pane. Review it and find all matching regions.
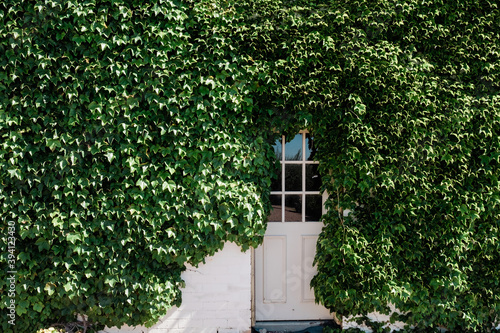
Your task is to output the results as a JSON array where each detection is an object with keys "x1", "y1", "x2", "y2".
[
  {"x1": 285, "y1": 195, "x2": 302, "y2": 222},
  {"x1": 268, "y1": 195, "x2": 282, "y2": 222},
  {"x1": 273, "y1": 138, "x2": 282, "y2": 161},
  {"x1": 305, "y1": 195, "x2": 322, "y2": 222},
  {"x1": 271, "y1": 166, "x2": 282, "y2": 191},
  {"x1": 306, "y1": 164, "x2": 321, "y2": 191},
  {"x1": 285, "y1": 164, "x2": 302, "y2": 191},
  {"x1": 285, "y1": 134, "x2": 302, "y2": 161},
  {"x1": 305, "y1": 133, "x2": 317, "y2": 161}
]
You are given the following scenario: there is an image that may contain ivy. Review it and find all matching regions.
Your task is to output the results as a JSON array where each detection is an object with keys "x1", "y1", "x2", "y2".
[
  {"x1": 1, "y1": 0, "x2": 499, "y2": 332},
  {"x1": 0, "y1": 0, "x2": 277, "y2": 331},
  {"x1": 303, "y1": 0, "x2": 500, "y2": 331}
]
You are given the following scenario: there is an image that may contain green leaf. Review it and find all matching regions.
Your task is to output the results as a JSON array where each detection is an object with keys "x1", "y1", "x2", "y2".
[
  {"x1": 44, "y1": 283, "x2": 56, "y2": 296},
  {"x1": 33, "y1": 302, "x2": 44, "y2": 312},
  {"x1": 35, "y1": 238, "x2": 50, "y2": 251},
  {"x1": 105, "y1": 151, "x2": 115, "y2": 163},
  {"x1": 46, "y1": 138, "x2": 61, "y2": 151},
  {"x1": 66, "y1": 233, "x2": 81, "y2": 244},
  {"x1": 63, "y1": 282, "x2": 73, "y2": 292},
  {"x1": 136, "y1": 179, "x2": 148, "y2": 191},
  {"x1": 7, "y1": 168, "x2": 22, "y2": 180},
  {"x1": 105, "y1": 276, "x2": 118, "y2": 287},
  {"x1": 162, "y1": 180, "x2": 176, "y2": 192}
]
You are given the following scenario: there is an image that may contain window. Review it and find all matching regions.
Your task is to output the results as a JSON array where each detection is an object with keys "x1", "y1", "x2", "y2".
[{"x1": 268, "y1": 131, "x2": 323, "y2": 222}]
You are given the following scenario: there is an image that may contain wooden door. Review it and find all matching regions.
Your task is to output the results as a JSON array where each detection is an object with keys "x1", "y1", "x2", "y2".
[{"x1": 254, "y1": 132, "x2": 333, "y2": 321}]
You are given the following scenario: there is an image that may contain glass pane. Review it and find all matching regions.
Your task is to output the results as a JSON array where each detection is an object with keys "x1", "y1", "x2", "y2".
[
  {"x1": 271, "y1": 165, "x2": 282, "y2": 191},
  {"x1": 285, "y1": 195, "x2": 302, "y2": 222},
  {"x1": 285, "y1": 164, "x2": 302, "y2": 191},
  {"x1": 305, "y1": 195, "x2": 322, "y2": 222},
  {"x1": 305, "y1": 133, "x2": 317, "y2": 161},
  {"x1": 285, "y1": 134, "x2": 302, "y2": 161},
  {"x1": 273, "y1": 138, "x2": 282, "y2": 161},
  {"x1": 268, "y1": 195, "x2": 282, "y2": 222},
  {"x1": 306, "y1": 164, "x2": 321, "y2": 191}
]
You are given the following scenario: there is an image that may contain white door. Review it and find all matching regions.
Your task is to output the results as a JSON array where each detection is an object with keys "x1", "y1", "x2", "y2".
[{"x1": 254, "y1": 132, "x2": 333, "y2": 321}]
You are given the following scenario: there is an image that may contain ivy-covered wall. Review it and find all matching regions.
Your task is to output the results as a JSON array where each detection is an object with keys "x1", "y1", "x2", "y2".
[
  {"x1": 1, "y1": 0, "x2": 499, "y2": 332},
  {"x1": 0, "y1": 0, "x2": 277, "y2": 331},
  {"x1": 305, "y1": 1, "x2": 500, "y2": 331}
]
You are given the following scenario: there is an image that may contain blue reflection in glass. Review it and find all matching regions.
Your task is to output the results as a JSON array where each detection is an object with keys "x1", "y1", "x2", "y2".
[
  {"x1": 285, "y1": 134, "x2": 302, "y2": 161},
  {"x1": 305, "y1": 133, "x2": 316, "y2": 161}
]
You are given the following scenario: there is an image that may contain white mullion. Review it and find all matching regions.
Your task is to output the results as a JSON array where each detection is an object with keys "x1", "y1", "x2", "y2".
[
  {"x1": 302, "y1": 133, "x2": 306, "y2": 222},
  {"x1": 281, "y1": 135, "x2": 285, "y2": 223},
  {"x1": 283, "y1": 161, "x2": 319, "y2": 164}
]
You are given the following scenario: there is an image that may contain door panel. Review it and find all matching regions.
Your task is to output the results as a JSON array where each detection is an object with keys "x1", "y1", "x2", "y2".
[
  {"x1": 301, "y1": 235, "x2": 318, "y2": 302},
  {"x1": 263, "y1": 236, "x2": 287, "y2": 303},
  {"x1": 255, "y1": 223, "x2": 332, "y2": 321}
]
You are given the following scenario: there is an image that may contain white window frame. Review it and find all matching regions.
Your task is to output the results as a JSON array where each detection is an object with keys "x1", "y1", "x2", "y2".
[{"x1": 270, "y1": 130, "x2": 325, "y2": 223}]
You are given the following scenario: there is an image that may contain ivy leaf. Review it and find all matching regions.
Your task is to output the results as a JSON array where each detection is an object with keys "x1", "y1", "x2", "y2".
[
  {"x1": 105, "y1": 151, "x2": 115, "y2": 163},
  {"x1": 66, "y1": 233, "x2": 81, "y2": 244},
  {"x1": 46, "y1": 138, "x2": 62, "y2": 151},
  {"x1": 35, "y1": 238, "x2": 50, "y2": 251},
  {"x1": 44, "y1": 283, "x2": 56, "y2": 296},
  {"x1": 136, "y1": 179, "x2": 148, "y2": 191},
  {"x1": 7, "y1": 168, "x2": 22, "y2": 180},
  {"x1": 33, "y1": 302, "x2": 44, "y2": 313},
  {"x1": 162, "y1": 180, "x2": 176, "y2": 192}
]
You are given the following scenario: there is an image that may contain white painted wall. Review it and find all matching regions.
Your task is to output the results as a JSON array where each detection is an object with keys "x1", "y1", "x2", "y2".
[
  {"x1": 100, "y1": 242, "x2": 252, "y2": 333},
  {"x1": 342, "y1": 305, "x2": 406, "y2": 332}
]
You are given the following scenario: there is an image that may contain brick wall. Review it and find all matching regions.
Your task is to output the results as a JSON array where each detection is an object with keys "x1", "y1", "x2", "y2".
[{"x1": 101, "y1": 242, "x2": 252, "y2": 333}]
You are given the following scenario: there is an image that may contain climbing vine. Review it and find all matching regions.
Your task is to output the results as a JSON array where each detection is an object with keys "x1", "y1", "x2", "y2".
[
  {"x1": 306, "y1": 1, "x2": 500, "y2": 331},
  {"x1": 0, "y1": 0, "x2": 277, "y2": 331},
  {"x1": 1, "y1": 0, "x2": 499, "y2": 332}
]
